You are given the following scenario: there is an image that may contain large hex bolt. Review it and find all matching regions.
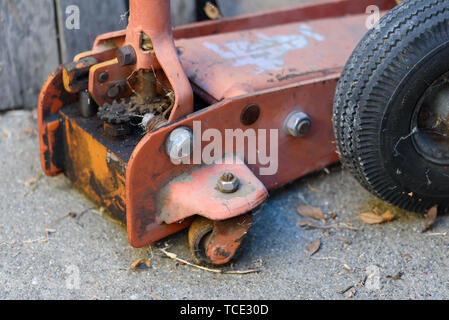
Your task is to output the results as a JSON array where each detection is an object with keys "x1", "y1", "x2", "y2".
[
  {"x1": 165, "y1": 127, "x2": 193, "y2": 164},
  {"x1": 217, "y1": 172, "x2": 240, "y2": 194},
  {"x1": 116, "y1": 45, "x2": 137, "y2": 66},
  {"x1": 283, "y1": 111, "x2": 311, "y2": 138}
]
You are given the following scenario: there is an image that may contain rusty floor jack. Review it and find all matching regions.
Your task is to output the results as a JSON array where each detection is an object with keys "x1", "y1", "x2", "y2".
[{"x1": 38, "y1": 0, "x2": 414, "y2": 265}]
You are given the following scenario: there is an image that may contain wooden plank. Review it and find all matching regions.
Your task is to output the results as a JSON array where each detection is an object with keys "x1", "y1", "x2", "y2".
[{"x1": 0, "y1": 0, "x2": 59, "y2": 110}]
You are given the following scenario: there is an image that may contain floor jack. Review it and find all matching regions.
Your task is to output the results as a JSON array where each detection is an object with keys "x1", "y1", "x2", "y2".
[{"x1": 39, "y1": 0, "x2": 449, "y2": 265}]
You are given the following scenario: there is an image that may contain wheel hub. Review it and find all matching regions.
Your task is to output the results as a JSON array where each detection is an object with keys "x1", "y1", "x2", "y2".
[{"x1": 412, "y1": 73, "x2": 449, "y2": 165}]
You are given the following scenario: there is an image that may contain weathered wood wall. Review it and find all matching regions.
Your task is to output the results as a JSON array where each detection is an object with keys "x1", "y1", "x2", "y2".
[
  {"x1": 0, "y1": 0, "x2": 308, "y2": 110},
  {"x1": 0, "y1": 0, "x2": 59, "y2": 109}
]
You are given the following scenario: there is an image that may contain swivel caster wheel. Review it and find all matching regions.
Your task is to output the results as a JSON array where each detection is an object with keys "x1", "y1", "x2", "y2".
[{"x1": 188, "y1": 214, "x2": 253, "y2": 266}]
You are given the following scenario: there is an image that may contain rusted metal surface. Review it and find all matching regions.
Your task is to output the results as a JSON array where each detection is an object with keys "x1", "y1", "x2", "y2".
[
  {"x1": 37, "y1": 67, "x2": 78, "y2": 176},
  {"x1": 173, "y1": 0, "x2": 395, "y2": 40},
  {"x1": 37, "y1": 0, "x2": 399, "y2": 257},
  {"x1": 60, "y1": 109, "x2": 127, "y2": 222},
  {"x1": 126, "y1": 75, "x2": 339, "y2": 247},
  {"x1": 157, "y1": 156, "x2": 268, "y2": 225},
  {"x1": 177, "y1": 13, "x2": 377, "y2": 101},
  {"x1": 206, "y1": 214, "x2": 253, "y2": 265},
  {"x1": 188, "y1": 214, "x2": 253, "y2": 265}
]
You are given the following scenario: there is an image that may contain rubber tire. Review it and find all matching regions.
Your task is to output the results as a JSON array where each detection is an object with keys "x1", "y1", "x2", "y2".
[{"x1": 333, "y1": 0, "x2": 449, "y2": 213}]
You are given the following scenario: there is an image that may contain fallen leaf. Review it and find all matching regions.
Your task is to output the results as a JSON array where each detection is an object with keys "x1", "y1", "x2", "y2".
[
  {"x1": 380, "y1": 211, "x2": 395, "y2": 223},
  {"x1": 422, "y1": 206, "x2": 438, "y2": 233},
  {"x1": 297, "y1": 204, "x2": 326, "y2": 221},
  {"x1": 329, "y1": 213, "x2": 337, "y2": 220},
  {"x1": 387, "y1": 271, "x2": 403, "y2": 280},
  {"x1": 305, "y1": 238, "x2": 321, "y2": 256},
  {"x1": 358, "y1": 211, "x2": 395, "y2": 225},
  {"x1": 358, "y1": 212, "x2": 384, "y2": 224},
  {"x1": 402, "y1": 253, "x2": 412, "y2": 259},
  {"x1": 131, "y1": 258, "x2": 151, "y2": 270}
]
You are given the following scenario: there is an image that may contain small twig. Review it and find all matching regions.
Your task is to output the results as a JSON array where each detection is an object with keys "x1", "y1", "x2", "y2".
[
  {"x1": 427, "y1": 232, "x2": 447, "y2": 237},
  {"x1": 338, "y1": 285, "x2": 354, "y2": 295},
  {"x1": 298, "y1": 220, "x2": 360, "y2": 231},
  {"x1": 149, "y1": 291, "x2": 161, "y2": 300},
  {"x1": 24, "y1": 172, "x2": 43, "y2": 196},
  {"x1": 159, "y1": 248, "x2": 260, "y2": 275}
]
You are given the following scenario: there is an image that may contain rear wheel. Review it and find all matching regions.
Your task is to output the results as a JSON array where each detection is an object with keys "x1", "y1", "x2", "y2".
[{"x1": 333, "y1": 0, "x2": 449, "y2": 213}]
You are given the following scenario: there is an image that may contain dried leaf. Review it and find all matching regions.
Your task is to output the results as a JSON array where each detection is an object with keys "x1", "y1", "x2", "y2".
[
  {"x1": 380, "y1": 211, "x2": 395, "y2": 223},
  {"x1": 422, "y1": 206, "x2": 438, "y2": 233},
  {"x1": 131, "y1": 258, "x2": 150, "y2": 270},
  {"x1": 305, "y1": 238, "x2": 321, "y2": 256},
  {"x1": 402, "y1": 253, "x2": 412, "y2": 259},
  {"x1": 387, "y1": 271, "x2": 403, "y2": 280},
  {"x1": 358, "y1": 212, "x2": 386, "y2": 225},
  {"x1": 297, "y1": 204, "x2": 326, "y2": 221}
]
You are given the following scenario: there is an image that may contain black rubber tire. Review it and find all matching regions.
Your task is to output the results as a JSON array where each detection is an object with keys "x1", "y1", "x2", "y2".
[{"x1": 333, "y1": 0, "x2": 449, "y2": 213}]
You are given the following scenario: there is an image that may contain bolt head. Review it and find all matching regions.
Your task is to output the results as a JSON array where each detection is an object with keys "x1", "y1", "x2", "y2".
[
  {"x1": 166, "y1": 127, "x2": 193, "y2": 164},
  {"x1": 284, "y1": 111, "x2": 311, "y2": 138},
  {"x1": 217, "y1": 171, "x2": 240, "y2": 194},
  {"x1": 107, "y1": 85, "x2": 121, "y2": 99},
  {"x1": 116, "y1": 45, "x2": 137, "y2": 66},
  {"x1": 98, "y1": 71, "x2": 109, "y2": 83}
]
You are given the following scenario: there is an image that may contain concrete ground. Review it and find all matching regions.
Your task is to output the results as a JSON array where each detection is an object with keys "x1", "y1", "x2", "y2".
[{"x1": 1, "y1": 109, "x2": 448, "y2": 300}]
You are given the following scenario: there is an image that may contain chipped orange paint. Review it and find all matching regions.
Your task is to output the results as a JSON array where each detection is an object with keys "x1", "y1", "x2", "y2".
[
  {"x1": 206, "y1": 214, "x2": 253, "y2": 265},
  {"x1": 37, "y1": 0, "x2": 399, "y2": 261},
  {"x1": 61, "y1": 113, "x2": 127, "y2": 219},
  {"x1": 37, "y1": 67, "x2": 77, "y2": 176},
  {"x1": 157, "y1": 156, "x2": 268, "y2": 224}
]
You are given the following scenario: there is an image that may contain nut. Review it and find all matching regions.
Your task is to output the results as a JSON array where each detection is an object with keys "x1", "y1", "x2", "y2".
[
  {"x1": 284, "y1": 111, "x2": 311, "y2": 137},
  {"x1": 217, "y1": 172, "x2": 240, "y2": 194},
  {"x1": 98, "y1": 71, "x2": 109, "y2": 83},
  {"x1": 165, "y1": 127, "x2": 193, "y2": 164},
  {"x1": 116, "y1": 45, "x2": 137, "y2": 66}
]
